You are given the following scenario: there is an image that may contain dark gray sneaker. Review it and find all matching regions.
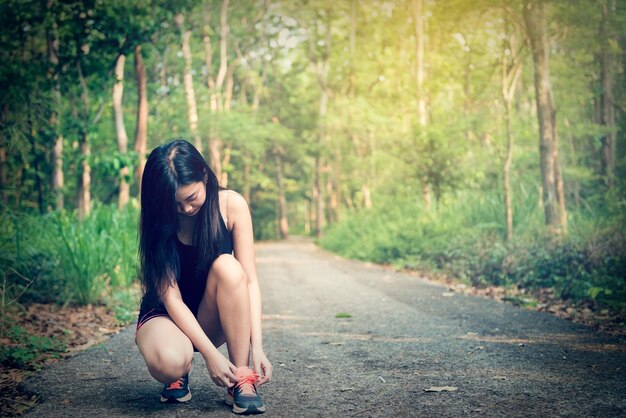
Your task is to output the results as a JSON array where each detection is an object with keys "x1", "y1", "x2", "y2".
[
  {"x1": 160, "y1": 374, "x2": 191, "y2": 403},
  {"x1": 225, "y1": 367, "x2": 265, "y2": 414}
]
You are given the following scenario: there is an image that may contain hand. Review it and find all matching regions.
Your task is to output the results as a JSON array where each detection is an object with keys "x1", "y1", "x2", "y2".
[
  {"x1": 203, "y1": 350, "x2": 239, "y2": 388},
  {"x1": 252, "y1": 348, "x2": 272, "y2": 385}
]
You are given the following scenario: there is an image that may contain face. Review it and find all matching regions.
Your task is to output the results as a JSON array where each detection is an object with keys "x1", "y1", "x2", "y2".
[{"x1": 175, "y1": 181, "x2": 206, "y2": 216}]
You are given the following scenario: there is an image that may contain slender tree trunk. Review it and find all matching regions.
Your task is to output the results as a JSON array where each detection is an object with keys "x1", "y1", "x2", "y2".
[
  {"x1": 313, "y1": 156, "x2": 323, "y2": 238},
  {"x1": 310, "y1": 10, "x2": 331, "y2": 237},
  {"x1": 599, "y1": 0, "x2": 616, "y2": 188},
  {"x1": 523, "y1": 0, "x2": 566, "y2": 233},
  {"x1": 175, "y1": 13, "x2": 202, "y2": 152},
  {"x1": 47, "y1": 4, "x2": 63, "y2": 210},
  {"x1": 412, "y1": 0, "x2": 431, "y2": 210},
  {"x1": 113, "y1": 54, "x2": 130, "y2": 208},
  {"x1": 564, "y1": 118, "x2": 580, "y2": 207},
  {"x1": 77, "y1": 60, "x2": 91, "y2": 219},
  {"x1": 412, "y1": 0, "x2": 427, "y2": 126},
  {"x1": 242, "y1": 154, "x2": 251, "y2": 203},
  {"x1": 501, "y1": 14, "x2": 522, "y2": 242},
  {"x1": 52, "y1": 136, "x2": 63, "y2": 209},
  {"x1": 134, "y1": 45, "x2": 148, "y2": 192},
  {"x1": 503, "y1": 100, "x2": 514, "y2": 241},
  {"x1": 275, "y1": 153, "x2": 288, "y2": 239},
  {"x1": 77, "y1": 136, "x2": 91, "y2": 220}
]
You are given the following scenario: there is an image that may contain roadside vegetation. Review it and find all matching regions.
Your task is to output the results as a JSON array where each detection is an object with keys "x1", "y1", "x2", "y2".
[{"x1": 320, "y1": 186, "x2": 626, "y2": 329}]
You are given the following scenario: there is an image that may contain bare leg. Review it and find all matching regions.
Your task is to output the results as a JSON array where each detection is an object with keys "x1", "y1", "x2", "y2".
[
  {"x1": 136, "y1": 316, "x2": 194, "y2": 384},
  {"x1": 197, "y1": 254, "x2": 251, "y2": 367}
]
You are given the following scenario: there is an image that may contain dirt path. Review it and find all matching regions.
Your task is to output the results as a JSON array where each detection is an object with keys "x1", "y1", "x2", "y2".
[{"x1": 23, "y1": 239, "x2": 626, "y2": 417}]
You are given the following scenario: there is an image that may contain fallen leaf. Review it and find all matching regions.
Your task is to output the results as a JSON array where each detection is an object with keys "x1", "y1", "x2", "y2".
[{"x1": 424, "y1": 386, "x2": 458, "y2": 392}]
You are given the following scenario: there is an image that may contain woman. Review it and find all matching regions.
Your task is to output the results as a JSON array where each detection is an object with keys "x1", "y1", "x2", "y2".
[{"x1": 135, "y1": 139, "x2": 271, "y2": 414}]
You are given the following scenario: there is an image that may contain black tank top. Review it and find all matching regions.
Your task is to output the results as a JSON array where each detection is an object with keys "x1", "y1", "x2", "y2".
[
  {"x1": 139, "y1": 212, "x2": 233, "y2": 316},
  {"x1": 176, "y1": 212, "x2": 233, "y2": 315}
]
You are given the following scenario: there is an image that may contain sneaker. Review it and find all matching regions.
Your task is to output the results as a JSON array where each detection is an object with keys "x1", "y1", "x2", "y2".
[
  {"x1": 225, "y1": 367, "x2": 266, "y2": 414},
  {"x1": 160, "y1": 373, "x2": 191, "y2": 403}
]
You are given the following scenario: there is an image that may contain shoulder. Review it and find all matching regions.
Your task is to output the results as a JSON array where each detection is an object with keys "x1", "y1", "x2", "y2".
[
  {"x1": 219, "y1": 190, "x2": 250, "y2": 222},
  {"x1": 219, "y1": 189, "x2": 248, "y2": 209}
]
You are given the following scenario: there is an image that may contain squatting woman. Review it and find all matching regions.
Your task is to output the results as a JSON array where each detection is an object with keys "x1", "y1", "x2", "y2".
[{"x1": 135, "y1": 139, "x2": 271, "y2": 414}]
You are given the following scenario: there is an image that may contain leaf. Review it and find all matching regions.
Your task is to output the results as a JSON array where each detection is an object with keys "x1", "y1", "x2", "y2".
[
  {"x1": 335, "y1": 312, "x2": 352, "y2": 318},
  {"x1": 424, "y1": 386, "x2": 458, "y2": 392}
]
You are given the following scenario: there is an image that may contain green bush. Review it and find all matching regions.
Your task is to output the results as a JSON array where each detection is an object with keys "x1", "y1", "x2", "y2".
[
  {"x1": 0, "y1": 204, "x2": 138, "y2": 307},
  {"x1": 320, "y1": 189, "x2": 626, "y2": 310}
]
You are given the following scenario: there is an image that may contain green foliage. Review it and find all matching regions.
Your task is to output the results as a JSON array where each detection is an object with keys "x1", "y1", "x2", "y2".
[
  {"x1": 48, "y1": 205, "x2": 138, "y2": 305},
  {"x1": 320, "y1": 188, "x2": 626, "y2": 309},
  {"x1": 108, "y1": 287, "x2": 140, "y2": 325},
  {"x1": 0, "y1": 325, "x2": 66, "y2": 370},
  {"x1": 0, "y1": 205, "x2": 138, "y2": 307}
]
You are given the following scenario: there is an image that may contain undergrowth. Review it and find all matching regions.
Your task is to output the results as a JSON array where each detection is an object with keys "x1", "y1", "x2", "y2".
[{"x1": 320, "y1": 189, "x2": 626, "y2": 311}]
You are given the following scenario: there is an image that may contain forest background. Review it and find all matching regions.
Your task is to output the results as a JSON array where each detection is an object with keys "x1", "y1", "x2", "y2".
[{"x1": 1, "y1": 0, "x2": 625, "y2": 388}]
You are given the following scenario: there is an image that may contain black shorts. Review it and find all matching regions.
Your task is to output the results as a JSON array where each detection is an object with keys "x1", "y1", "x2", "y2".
[{"x1": 135, "y1": 306, "x2": 169, "y2": 337}]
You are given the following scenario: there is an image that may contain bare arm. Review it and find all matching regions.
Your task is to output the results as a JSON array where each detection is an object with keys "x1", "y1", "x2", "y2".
[
  {"x1": 227, "y1": 191, "x2": 272, "y2": 383},
  {"x1": 162, "y1": 280, "x2": 238, "y2": 387}
]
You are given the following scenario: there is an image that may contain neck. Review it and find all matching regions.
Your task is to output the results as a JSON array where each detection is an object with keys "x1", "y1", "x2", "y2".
[{"x1": 177, "y1": 213, "x2": 197, "y2": 234}]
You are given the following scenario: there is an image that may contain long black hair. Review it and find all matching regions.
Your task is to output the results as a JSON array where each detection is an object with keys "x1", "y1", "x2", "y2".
[{"x1": 138, "y1": 139, "x2": 222, "y2": 304}]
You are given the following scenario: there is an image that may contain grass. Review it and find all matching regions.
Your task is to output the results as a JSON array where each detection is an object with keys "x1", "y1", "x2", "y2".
[
  {"x1": 0, "y1": 203, "x2": 139, "y2": 308},
  {"x1": 319, "y1": 186, "x2": 626, "y2": 311}
]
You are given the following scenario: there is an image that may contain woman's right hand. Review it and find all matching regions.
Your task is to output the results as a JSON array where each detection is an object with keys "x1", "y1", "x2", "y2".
[{"x1": 202, "y1": 349, "x2": 239, "y2": 388}]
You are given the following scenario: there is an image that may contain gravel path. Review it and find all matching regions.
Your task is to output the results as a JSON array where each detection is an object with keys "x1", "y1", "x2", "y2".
[{"x1": 23, "y1": 239, "x2": 626, "y2": 417}]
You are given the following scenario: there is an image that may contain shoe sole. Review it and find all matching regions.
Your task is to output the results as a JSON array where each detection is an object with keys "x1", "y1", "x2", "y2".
[
  {"x1": 232, "y1": 403, "x2": 266, "y2": 414},
  {"x1": 226, "y1": 396, "x2": 265, "y2": 414},
  {"x1": 160, "y1": 390, "x2": 192, "y2": 403}
]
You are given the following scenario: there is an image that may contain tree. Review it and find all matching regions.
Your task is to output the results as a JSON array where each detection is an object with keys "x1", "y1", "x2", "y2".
[
  {"x1": 113, "y1": 53, "x2": 130, "y2": 208},
  {"x1": 523, "y1": 0, "x2": 567, "y2": 233}
]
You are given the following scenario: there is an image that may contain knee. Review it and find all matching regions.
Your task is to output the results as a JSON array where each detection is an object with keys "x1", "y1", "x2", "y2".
[
  {"x1": 210, "y1": 254, "x2": 246, "y2": 289},
  {"x1": 146, "y1": 346, "x2": 192, "y2": 384}
]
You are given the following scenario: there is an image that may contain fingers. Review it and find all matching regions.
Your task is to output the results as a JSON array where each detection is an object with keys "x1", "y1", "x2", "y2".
[
  {"x1": 209, "y1": 362, "x2": 239, "y2": 388},
  {"x1": 257, "y1": 362, "x2": 272, "y2": 386}
]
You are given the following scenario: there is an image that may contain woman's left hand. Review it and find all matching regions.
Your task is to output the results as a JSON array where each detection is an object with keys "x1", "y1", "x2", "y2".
[{"x1": 251, "y1": 348, "x2": 272, "y2": 385}]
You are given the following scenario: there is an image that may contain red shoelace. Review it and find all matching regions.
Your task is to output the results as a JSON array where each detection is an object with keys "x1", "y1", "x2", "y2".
[
  {"x1": 165, "y1": 378, "x2": 184, "y2": 390},
  {"x1": 235, "y1": 372, "x2": 260, "y2": 395}
]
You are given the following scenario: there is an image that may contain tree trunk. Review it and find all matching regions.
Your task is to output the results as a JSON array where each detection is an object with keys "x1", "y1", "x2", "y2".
[
  {"x1": 242, "y1": 153, "x2": 251, "y2": 203},
  {"x1": 599, "y1": 0, "x2": 616, "y2": 188},
  {"x1": 310, "y1": 10, "x2": 331, "y2": 237},
  {"x1": 220, "y1": 143, "x2": 231, "y2": 187},
  {"x1": 412, "y1": 0, "x2": 427, "y2": 126},
  {"x1": 275, "y1": 153, "x2": 289, "y2": 239},
  {"x1": 523, "y1": 0, "x2": 566, "y2": 234},
  {"x1": 501, "y1": 14, "x2": 522, "y2": 242},
  {"x1": 503, "y1": 100, "x2": 514, "y2": 242},
  {"x1": 175, "y1": 13, "x2": 202, "y2": 152},
  {"x1": 113, "y1": 54, "x2": 130, "y2": 209},
  {"x1": 77, "y1": 136, "x2": 91, "y2": 220},
  {"x1": 77, "y1": 60, "x2": 91, "y2": 219},
  {"x1": 134, "y1": 45, "x2": 148, "y2": 193},
  {"x1": 209, "y1": 0, "x2": 231, "y2": 181},
  {"x1": 313, "y1": 156, "x2": 323, "y2": 238},
  {"x1": 47, "y1": 4, "x2": 63, "y2": 210},
  {"x1": 411, "y1": 0, "x2": 431, "y2": 210},
  {"x1": 52, "y1": 136, "x2": 63, "y2": 210}
]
